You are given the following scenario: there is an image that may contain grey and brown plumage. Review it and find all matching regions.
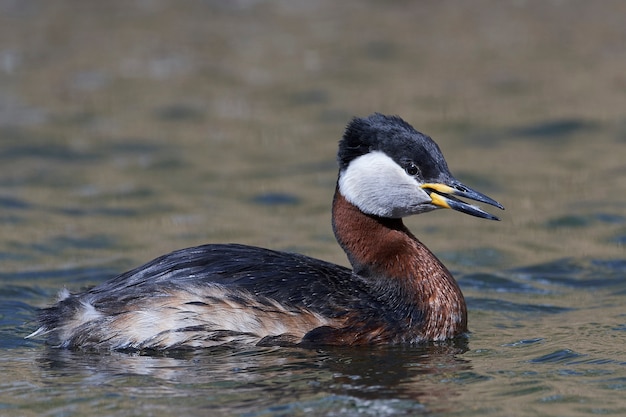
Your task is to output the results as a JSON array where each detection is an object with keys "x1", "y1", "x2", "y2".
[{"x1": 28, "y1": 113, "x2": 504, "y2": 350}]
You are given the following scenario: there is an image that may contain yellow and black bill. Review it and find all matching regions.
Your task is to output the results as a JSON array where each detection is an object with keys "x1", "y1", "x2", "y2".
[{"x1": 421, "y1": 181, "x2": 504, "y2": 221}]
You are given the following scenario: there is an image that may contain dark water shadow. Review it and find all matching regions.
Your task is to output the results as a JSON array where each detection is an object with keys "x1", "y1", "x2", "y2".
[
  {"x1": 459, "y1": 257, "x2": 626, "y2": 298},
  {"x1": 460, "y1": 257, "x2": 626, "y2": 318},
  {"x1": 508, "y1": 119, "x2": 599, "y2": 141},
  {"x1": 459, "y1": 117, "x2": 603, "y2": 148},
  {"x1": 507, "y1": 258, "x2": 626, "y2": 290}
]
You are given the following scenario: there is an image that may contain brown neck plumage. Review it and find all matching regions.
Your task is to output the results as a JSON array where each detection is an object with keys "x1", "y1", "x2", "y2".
[{"x1": 331, "y1": 186, "x2": 467, "y2": 339}]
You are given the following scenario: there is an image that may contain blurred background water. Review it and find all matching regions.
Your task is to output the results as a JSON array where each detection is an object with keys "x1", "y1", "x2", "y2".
[{"x1": 1, "y1": 1, "x2": 625, "y2": 416}]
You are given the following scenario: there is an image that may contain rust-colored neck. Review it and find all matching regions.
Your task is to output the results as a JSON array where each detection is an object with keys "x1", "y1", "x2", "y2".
[{"x1": 331, "y1": 186, "x2": 467, "y2": 339}]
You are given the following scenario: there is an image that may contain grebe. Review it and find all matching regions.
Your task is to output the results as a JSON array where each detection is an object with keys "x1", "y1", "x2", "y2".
[{"x1": 29, "y1": 113, "x2": 503, "y2": 350}]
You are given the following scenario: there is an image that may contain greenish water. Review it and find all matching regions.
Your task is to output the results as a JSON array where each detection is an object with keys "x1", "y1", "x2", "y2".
[{"x1": 1, "y1": 1, "x2": 626, "y2": 416}]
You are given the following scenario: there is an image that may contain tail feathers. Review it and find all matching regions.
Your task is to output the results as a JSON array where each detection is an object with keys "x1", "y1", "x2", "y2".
[
  {"x1": 25, "y1": 325, "x2": 50, "y2": 340},
  {"x1": 25, "y1": 289, "x2": 83, "y2": 345}
]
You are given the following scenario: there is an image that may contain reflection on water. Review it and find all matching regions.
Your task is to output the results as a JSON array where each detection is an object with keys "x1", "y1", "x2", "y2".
[
  {"x1": 12, "y1": 346, "x2": 470, "y2": 415},
  {"x1": 1, "y1": 0, "x2": 626, "y2": 416}
]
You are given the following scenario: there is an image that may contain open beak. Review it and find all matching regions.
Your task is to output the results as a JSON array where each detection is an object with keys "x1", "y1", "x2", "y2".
[{"x1": 421, "y1": 181, "x2": 504, "y2": 221}]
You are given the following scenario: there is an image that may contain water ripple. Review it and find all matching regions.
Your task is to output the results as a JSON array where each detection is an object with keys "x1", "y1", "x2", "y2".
[
  {"x1": 509, "y1": 119, "x2": 598, "y2": 140},
  {"x1": 529, "y1": 349, "x2": 586, "y2": 364},
  {"x1": 507, "y1": 258, "x2": 626, "y2": 289},
  {"x1": 0, "y1": 195, "x2": 32, "y2": 210},
  {"x1": 467, "y1": 298, "x2": 572, "y2": 314},
  {"x1": 461, "y1": 272, "x2": 550, "y2": 295},
  {"x1": 502, "y1": 338, "x2": 545, "y2": 347}
]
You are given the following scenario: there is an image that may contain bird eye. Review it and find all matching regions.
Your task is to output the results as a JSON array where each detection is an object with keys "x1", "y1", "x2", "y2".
[{"x1": 405, "y1": 163, "x2": 420, "y2": 177}]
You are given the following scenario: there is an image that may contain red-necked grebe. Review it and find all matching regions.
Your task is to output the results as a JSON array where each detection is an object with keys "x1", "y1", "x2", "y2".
[{"x1": 28, "y1": 113, "x2": 504, "y2": 350}]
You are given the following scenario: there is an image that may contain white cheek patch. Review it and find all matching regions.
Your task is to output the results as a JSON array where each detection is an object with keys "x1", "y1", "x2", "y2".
[{"x1": 338, "y1": 151, "x2": 433, "y2": 218}]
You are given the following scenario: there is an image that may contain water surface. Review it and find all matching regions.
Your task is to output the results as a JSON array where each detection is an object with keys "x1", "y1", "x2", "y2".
[{"x1": 1, "y1": 1, "x2": 625, "y2": 416}]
